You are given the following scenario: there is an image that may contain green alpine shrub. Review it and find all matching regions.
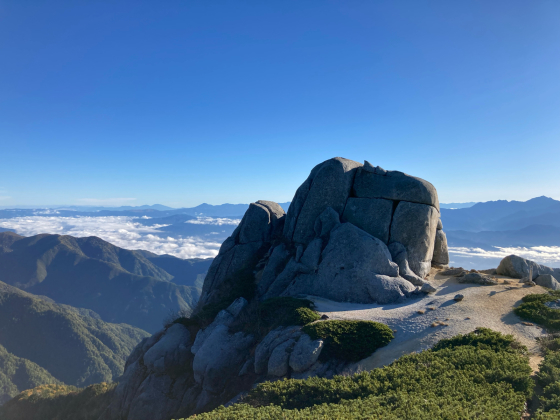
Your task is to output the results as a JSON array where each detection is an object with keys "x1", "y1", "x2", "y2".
[{"x1": 302, "y1": 320, "x2": 394, "y2": 362}]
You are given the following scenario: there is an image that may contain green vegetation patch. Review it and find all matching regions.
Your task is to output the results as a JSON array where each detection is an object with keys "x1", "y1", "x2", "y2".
[
  {"x1": 514, "y1": 291, "x2": 560, "y2": 331},
  {"x1": 258, "y1": 297, "x2": 320, "y2": 329},
  {"x1": 302, "y1": 320, "x2": 393, "y2": 362},
  {"x1": 184, "y1": 329, "x2": 532, "y2": 419},
  {"x1": 0, "y1": 383, "x2": 116, "y2": 420},
  {"x1": 432, "y1": 326, "x2": 527, "y2": 354}
]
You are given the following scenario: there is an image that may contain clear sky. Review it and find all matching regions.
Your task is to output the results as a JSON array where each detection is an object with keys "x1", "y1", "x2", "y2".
[{"x1": 1, "y1": 0, "x2": 559, "y2": 207}]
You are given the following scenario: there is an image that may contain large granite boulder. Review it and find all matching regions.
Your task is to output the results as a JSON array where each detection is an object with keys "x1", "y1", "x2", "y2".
[
  {"x1": 199, "y1": 201, "x2": 286, "y2": 307},
  {"x1": 103, "y1": 157, "x2": 449, "y2": 420},
  {"x1": 283, "y1": 157, "x2": 362, "y2": 245},
  {"x1": 535, "y1": 274, "x2": 560, "y2": 291},
  {"x1": 497, "y1": 255, "x2": 560, "y2": 280},
  {"x1": 390, "y1": 201, "x2": 439, "y2": 278}
]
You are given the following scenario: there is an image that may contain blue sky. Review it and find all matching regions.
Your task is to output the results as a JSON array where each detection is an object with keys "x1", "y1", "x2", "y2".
[{"x1": 1, "y1": 0, "x2": 559, "y2": 207}]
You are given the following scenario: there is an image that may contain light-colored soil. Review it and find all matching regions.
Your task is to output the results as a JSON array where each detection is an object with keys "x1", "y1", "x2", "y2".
[{"x1": 310, "y1": 267, "x2": 547, "y2": 373}]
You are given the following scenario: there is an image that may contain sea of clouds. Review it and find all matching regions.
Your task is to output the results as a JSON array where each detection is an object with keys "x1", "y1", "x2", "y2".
[
  {"x1": 2, "y1": 215, "x2": 560, "y2": 267},
  {"x1": 0, "y1": 216, "x2": 229, "y2": 259}
]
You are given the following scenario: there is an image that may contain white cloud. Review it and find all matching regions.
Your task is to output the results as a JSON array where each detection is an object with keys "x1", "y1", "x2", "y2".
[
  {"x1": 449, "y1": 246, "x2": 560, "y2": 265},
  {"x1": 0, "y1": 216, "x2": 224, "y2": 259},
  {"x1": 185, "y1": 217, "x2": 242, "y2": 225}
]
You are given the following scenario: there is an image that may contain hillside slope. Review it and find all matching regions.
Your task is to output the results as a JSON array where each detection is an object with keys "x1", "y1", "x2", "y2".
[
  {"x1": 0, "y1": 281, "x2": 149, "y2": 393},
  {"x1": 0, "y1": 344, "x2": 62, "y2": 405},
  {"x1": 0, "y1": 232, "x2": 206, "y2": 332}
]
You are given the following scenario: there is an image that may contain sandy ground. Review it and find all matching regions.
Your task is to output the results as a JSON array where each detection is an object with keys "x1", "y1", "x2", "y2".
[{"x1": 310, "y1": 268, "x2": 548, "y2": 373}]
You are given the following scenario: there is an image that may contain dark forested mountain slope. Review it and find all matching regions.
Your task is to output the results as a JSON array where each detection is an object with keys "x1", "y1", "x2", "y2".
[
  {"x1": 0, "y1": 344, "x2": 62, "y2": 405},
  {"x1": 0, "y1": 282, "x2": 149, "y2": 403},
  {"x1": 0, "y1": 232, "x2": 208, "y2": 332}
]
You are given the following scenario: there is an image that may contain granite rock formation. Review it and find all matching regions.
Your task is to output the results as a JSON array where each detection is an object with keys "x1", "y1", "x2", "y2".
[{"x1": 104, "y1": 157, "x2": 449, "y2": 420}]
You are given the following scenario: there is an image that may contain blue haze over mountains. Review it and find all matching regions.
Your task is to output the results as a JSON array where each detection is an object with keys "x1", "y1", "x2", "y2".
[{"x1": 1, "y1": 198, "x2": 559, "y2": 269}]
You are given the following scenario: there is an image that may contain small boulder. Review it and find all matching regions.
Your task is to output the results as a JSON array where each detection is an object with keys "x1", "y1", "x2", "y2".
[
  {"x1": 420, "y1": 283, "x2": 437, "y2": 294},
  {"x1": 289, "y1": 334, "x2": 324, "y2": 373},
  {"x1": 535, "y1": 274, "x2": 560, "y2": 291},
  {"x1": 454, "y1": 294, "x2": 464, "y2": 302}
]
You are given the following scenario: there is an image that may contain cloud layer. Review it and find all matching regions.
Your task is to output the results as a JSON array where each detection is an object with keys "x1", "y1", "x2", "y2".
[
  {"x1": 449, "y1": 246, "x2": 560, "y2": 266},
  {"x1": 0, "y1": 216, "x2": 227, "y2": 259}
]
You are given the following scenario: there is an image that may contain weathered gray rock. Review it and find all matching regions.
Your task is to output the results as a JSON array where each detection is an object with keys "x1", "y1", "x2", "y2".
[
  {"x1": 432, "y1": 230, "x2": 449, "y2": 266},
  {"x1": 363, "y1": 161, "x2": 387, "y2": 175},
  {"x1": 420, "y1": 283, "x2": 437, "y2": 293},
  {"x1": 198, "y1": 201, "x2": 285, "y2": 307},
  {"x1": 387, "y1": 242, "x2": 426, "y2": 286},
  {"x1": 192, "y1": 325, "x2": 254, "y2": 393},
  {"x1": 267, "y1": 338, "x2": 296, "y2": 377},
  {"x1": 390, "y1": 201, "x2": 439, "y2": 278},
  {"x1": 238, "y1": 201, "x2": 284, "y2": 244},
  {"x1": 535, "y1": 274, "x2": 560, "y2": 290},
  {"x1": 365, "y1": 274, "x2": 418, "y2": 304},
  {"x1": 254, "y1": 327, "x2": 302, "y2": 374},
  {"x1": 458, "y1": 272, "x2": 498, "y2": 286},
  {"x1": 192, "y1": 298, "x2": 248, "y2": 354},
  {"x1": 454, "y1": 294, "x2": 464, "y2": 302},
  {"x1": 437, "y1": 218, "x2": 443, "y2": 230},
  {"x1": 289, "y1": 334, "x2": 324, "y2": 372},
  {"x1": 143, "y1": 324, "x2": 191, "y2": 374},
  {"x1": 283, "y1": 158, "x2": 362, "y2": 245},
  {"x1": 313, "y1": 207, "x2": 341, "y2": 238},
  {"x1": 262, "y1": 258, "x2": 314, "y2": 300},
  {"x1": 282, "y1": 223, "x2": 406, "y2": 303},
  {"x1": 353, "y1": 167, "x2": 440, "y2": 210},
  {"x1": 300, "y1": 238, "x2": 323, "y2": 269},
  {"x1": 497, "y1": 255, "x2": 560, "y2": 280},
  {"x1": 257, "y1": 244, "x2": 291, "y2": 295},
  {"x1": 342, "y1": 197, "x2": 393, "y2": 243}
]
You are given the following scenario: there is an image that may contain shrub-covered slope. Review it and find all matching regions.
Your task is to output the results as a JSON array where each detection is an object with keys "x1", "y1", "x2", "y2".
[
  {"x1": 0, "y1": 329, "x2": 533, "y2": 420},
  {"x1": 185, "y1": 329, "x2": 533, "y2": 419},
  {"x1": 0, "y1": 281, "x2": 149, "y2": 392},
  {"x1": 0, "y1": 232, "x2": 208, "y2": 332},
  {"x1": 0, "y1": 344, "x2": 62, "y2": 405}
]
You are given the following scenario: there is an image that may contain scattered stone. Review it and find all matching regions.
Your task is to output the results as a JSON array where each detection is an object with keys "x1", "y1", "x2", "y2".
[
  {"x1": 479, "y1": 268, "x2": 498, "y2": 275},
  {"x1": 521, "y1": 322, "x2": 534, "y2": 326},
  {"x1": 465, "y1": 317, "x2": 471, "y2": 320},
  {"x1": 454, "y1": 294, "x2": 464, "y2": 302},
  {"x1": 428, "y1": 307, "x2": 436, "y2": 311},
  {"x1": 320, "y1": 314, "x2": 329, "y2": 320},
  {"x1": 393, "y1": 329, "x2": 397, "y2": 333},
  {"x1": 458, "y1": 272, "x2": 498, "y2": 286},
  {"x1": 417, "y1": 310, "x2": 425, "y2": 315},
  {"x1": 420, "y1": 283, "x2": 437, "y2": 294},
  {"x1": 503, "y1": 280, "x2": 511, "y2": 285}
]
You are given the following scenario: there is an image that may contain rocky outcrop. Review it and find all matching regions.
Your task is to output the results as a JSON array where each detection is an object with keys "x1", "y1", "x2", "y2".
[
  {"x1": 497, "y1": 255, "x2": 560, "y2": 281},
  {"x1": 535, "y1": 274, "x2": 560, "y2": 290},
  {"x1": 203, "y1": 157, "x2": 446, "y2": 307},
  {"x1": 105, "y1": 157, "x2": 449, "y2": 419}
]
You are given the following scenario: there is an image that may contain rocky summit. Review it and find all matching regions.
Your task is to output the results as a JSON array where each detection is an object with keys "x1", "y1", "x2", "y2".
[
  {"x1": 200, "y1": 157, "x2": 448, "y2": 308},
  {"x1": 97, "y1": 157, "x2": 450, "y2": 420}
]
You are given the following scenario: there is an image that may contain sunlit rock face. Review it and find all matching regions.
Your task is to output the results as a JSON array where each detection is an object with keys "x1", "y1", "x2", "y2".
[
  {"x1": 199, "y1": 157, "x2": 447, "y2": 309},
  {"x1": 108, "y1": 157, "x2": 449, "y2": 420}
]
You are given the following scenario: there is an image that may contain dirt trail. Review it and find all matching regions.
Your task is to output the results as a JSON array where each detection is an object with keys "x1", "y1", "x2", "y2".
[{"x1": 310, "y1": 268, "x2": 547, "y2": 373}]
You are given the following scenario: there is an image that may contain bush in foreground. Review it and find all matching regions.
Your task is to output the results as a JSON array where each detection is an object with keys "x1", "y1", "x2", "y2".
[
  {"x1": 302, "y1": 320, "x2": 394, "y2": 362},
  {"x1": 514, "y1": 291, "x2": 560, "y2": 331},
  {"x1": 185, "y1": 329, "x2": 532, "y2": 419}
]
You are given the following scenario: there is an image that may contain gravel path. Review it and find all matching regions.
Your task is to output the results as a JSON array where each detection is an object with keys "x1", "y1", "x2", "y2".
[{"x1": 310, "y1": 268, "x2": 547, "y2": 373}]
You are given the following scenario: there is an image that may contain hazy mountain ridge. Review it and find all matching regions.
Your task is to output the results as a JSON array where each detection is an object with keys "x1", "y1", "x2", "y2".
[
  {"x1": 0, "y1": 281, "x2": 150, "y2": 403},
  {"x1": 441, "y1": 196, "x2": 560, "y2": 250},
  {"x1": 0, "y1": 232, "x2": 209, "y2": 332}
]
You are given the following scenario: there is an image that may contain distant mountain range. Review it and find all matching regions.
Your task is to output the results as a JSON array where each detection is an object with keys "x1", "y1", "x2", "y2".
[
  {"x1": 0, "y1": 281, "x2": 149, "y2": 403},
  {"x1": 0, "y1": 232, "x2": 211, "y2": 332},
  {"x1": 441, "y1": 196, "x2": 560, "y2": 262}
]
